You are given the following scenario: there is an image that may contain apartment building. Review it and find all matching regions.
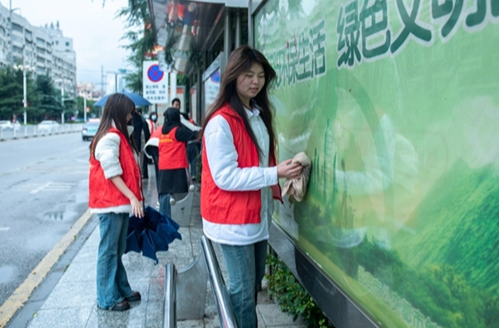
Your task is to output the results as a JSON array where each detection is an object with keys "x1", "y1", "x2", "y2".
[{"x1": 0, "y1": 2, "x2": 76, "y2": 97}]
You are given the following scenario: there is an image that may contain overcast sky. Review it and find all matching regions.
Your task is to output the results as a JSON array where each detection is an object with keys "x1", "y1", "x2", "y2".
[{"x1": 2, "y1": 0, "x2": 133, "y2": 85}]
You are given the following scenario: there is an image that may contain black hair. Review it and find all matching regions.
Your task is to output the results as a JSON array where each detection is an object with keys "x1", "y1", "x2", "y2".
[
  {"x1": 200, "y1": 45, "x2": 277, "y2": 158},
  {"x1": 91, "y1": 93, "x2": 138, "y2": 157}
]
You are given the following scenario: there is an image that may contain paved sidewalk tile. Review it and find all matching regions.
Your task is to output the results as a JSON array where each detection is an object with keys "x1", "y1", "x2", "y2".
[{"x1": 23, "y1": 176, "x2": 310, "y2": 328}]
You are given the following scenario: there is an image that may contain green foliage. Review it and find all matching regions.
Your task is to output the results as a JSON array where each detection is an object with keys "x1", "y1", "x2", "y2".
[
  {"x1": 297, "y1": 159, "x2": 499, "y2": 328},
  {"x1": 76, "y1": 96, "x2": 97, "y2": 120},
  {"x1": 302, "y1": 231, "x2": 499, "y2": 328},
  {"x1": 0, "y1": 68, "x2": 65, "y2": 122},
  {"x1": 0, "y1": 67, "x2": 23, "y2": 119},
  {"x1": 117, "y1": 0, "x2": 155, "y2": 93},
  {"x1": 265, "y1": 254, "x2": 335, "y2": 328},
  {"x1": 113, "y1": 0, "x2": 193, "y2": 96},
  {"x1": 195, "y1": 152, "x2": 202, "y2": 182}
]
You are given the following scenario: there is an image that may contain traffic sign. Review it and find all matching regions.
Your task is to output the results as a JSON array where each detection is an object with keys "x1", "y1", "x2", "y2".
[{"x1": 143, "y1": 61, "x2": 168, "y2": 104}]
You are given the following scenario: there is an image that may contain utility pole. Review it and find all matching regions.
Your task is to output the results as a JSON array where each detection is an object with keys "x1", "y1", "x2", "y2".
[
  {"x1": 57, "y1": 79, "x2": 73, "y2": 124},
  {"x1": 83, "y1": 96, "x2": 87, "y2": 122},
  {"x1": 101, "y1": 66, "x2": 104, "y2": 95},
  {"x1": 61, "y1": 87, "x2": 65, "y2": 124},
  {"x1": 9, "y1": 0, "x2": 13, "y2": 66}
]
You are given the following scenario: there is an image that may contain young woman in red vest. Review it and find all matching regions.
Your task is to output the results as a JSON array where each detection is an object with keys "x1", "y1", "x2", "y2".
[
  {"x1": 89, "y1": 94, "x2": 144, "y2": 312},
  {"x1": 158, "y1": 107, "x2": 198, "y2": 217},
  {"x1": 199, "y1": 45, "x2": 303, "y2": 328}
]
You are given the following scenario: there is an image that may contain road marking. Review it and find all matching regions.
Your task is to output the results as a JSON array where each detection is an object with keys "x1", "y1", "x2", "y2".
[
  {"x1": 0, "y1": 227, "x2": 10, "y2": 232},
  {"x1": 10, "y1": 182, "x2": 75, "y2": 193},
  {"x1": 29, "y1": 182, "x2": 51, "y2": 194},
  {"x1": 0, "y1": 208, "x2": 94, "y2": 328}
]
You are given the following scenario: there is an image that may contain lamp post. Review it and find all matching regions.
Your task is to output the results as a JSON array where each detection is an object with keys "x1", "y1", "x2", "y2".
[
  {"x1": 13, "y1": 64, "x2": 34, "y2": 125},
  {"x1": 55, "y1": 78, "x2": 73, "y2": 124}
]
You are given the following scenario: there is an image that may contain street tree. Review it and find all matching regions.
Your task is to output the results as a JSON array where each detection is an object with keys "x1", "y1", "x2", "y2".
[
  {"x1": 0, "y1": 68, "x2": 26, "y2": 121},
  {"x1": 32, "y1": 74, "x2": 65, "y2": 121}
]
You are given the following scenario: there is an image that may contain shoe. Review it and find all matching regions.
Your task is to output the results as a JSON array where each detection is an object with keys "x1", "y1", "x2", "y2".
[
  {"x1": 110, "y1": 299, "x2": 130, "y2": 311},
  {"x1": 126, "y1": 291, "x2": 141, "y2": 302}
]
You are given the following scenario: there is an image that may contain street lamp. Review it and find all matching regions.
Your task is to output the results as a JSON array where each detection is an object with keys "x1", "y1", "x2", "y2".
[
  {"x1": 55, "y1": 79, "x2": 73, "y2": 124},
  {"x1": 13, "y1": 64, "x2": 35, "y2": 125}
]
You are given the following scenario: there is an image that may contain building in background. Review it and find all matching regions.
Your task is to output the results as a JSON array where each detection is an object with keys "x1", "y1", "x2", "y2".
[
  {"x1": 105, "y1": 69, "x2": 131, "y2": 95},
  {"x1": 0, "y1": 2, "x2": 76, "y2": 98}
]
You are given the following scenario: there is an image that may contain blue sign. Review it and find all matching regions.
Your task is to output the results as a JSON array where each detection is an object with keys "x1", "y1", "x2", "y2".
[{"x1": 147, "y1": 64, "x2": 164, "y2": 82}]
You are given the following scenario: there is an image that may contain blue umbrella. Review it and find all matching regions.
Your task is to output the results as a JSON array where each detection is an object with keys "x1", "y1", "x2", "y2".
[
  {"x1": 94, "y1": 92, "x2": 152, "y2": 107},
  {"x1": 125, "y1": 206, "x2": 182, "y2": 264}
]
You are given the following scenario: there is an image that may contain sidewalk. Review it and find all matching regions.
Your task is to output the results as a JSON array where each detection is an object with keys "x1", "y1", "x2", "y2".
[{"x1": 23, "y1": 172, "x2": 308, "y2": 328}]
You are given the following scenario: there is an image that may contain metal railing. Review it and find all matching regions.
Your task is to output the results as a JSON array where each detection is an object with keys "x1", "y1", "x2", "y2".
[
  {"x1": 201, "y1": 236, "x2": 239, "y2": 328},
  {"x1": 163, "y1": 237, "x2": 237, "y2": 328},
  {"x1": 0, "y1": 124, "x2": 84, "y2": 141},
  {"x1": 164, "y1": 262, "x2": 177, "y2": 328}
]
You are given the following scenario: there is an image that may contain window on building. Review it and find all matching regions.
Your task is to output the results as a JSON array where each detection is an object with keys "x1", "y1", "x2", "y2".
[
  {"x1": 12, "y1": 23, "x2": 23, "y2": 33},
  {"x1": 13, "y1": 45, "x2": 23, "y2": 54},
  {"x1": 12, "y1": 35, "x2": 23, "y2": 43}
]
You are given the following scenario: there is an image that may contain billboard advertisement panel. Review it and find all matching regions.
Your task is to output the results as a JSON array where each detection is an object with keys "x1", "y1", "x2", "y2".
[{"x1": 254, "y1": 1, "x2": 499, "y2": 327}]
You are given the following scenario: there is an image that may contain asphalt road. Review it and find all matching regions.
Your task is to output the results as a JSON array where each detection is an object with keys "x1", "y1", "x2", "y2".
[{"x1": 0, "y1": 133, "x2": 91, "y2": 306}]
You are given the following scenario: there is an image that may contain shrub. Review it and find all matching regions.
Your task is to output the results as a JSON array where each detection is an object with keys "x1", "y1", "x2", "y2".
[{"x1": 265, "y1": 254, "x2": 335, "y2": 328}]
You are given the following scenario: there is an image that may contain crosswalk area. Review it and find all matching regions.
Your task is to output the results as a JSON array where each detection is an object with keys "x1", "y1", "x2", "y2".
[{"x1": 11, "y1": 182, "x2": 75, "y2": 194}]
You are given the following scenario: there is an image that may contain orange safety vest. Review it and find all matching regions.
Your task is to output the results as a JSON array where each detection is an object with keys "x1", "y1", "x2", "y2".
[
  {"x1": 89, "y1": 128, "x2": 142, "y2": 209},
  {"x1": 158, "y1": 126, "x2": 188, "y2": 170}
]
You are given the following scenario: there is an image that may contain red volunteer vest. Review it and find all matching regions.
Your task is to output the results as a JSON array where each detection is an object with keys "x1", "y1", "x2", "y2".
[
  {"x1": 150, "y1": 125, "x2": 162, "y2": 139},
  {"x1": 158, "y1": 126, "x2": 188, "y2": 170},
  {"x1": 201, "y1": 104, "x2": 281, "y2": 225},
  {"x1": 89, "y1": 128, "x2": 142, "y2": 209}
]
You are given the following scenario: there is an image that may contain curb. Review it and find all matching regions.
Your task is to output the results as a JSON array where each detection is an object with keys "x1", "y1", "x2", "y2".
[{"x1": 0, "y1": 209, "x2": 93, "y2": 328}]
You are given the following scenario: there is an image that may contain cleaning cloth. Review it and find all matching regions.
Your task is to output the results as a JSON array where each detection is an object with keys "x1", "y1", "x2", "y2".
[{"x1": 281, "y1": 152, "x2": 312, "y2": 202}]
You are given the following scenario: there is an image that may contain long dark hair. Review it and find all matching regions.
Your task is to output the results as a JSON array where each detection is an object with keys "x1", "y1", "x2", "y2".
[
  {"x1": 91, "y1": 93, "x2": 138, "y2": 158},
  {"x1": 200, "y1": 45, "x2": 277, "y2": 158}
]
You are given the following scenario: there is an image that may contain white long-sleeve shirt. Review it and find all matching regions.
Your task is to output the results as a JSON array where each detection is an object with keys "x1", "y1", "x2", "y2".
[
  {"x1": 91, "y1": 127, "x2": 140, "y2": 214},
  {"x1": 202, "y1": 107, "x2": 278, "y2": 245}
]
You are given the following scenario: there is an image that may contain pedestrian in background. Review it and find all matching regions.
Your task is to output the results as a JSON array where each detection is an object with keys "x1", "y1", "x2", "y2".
[
  {"x1": 199, "y1": 45, "x2": 303, "y2": 328},
  {"x1": 132, "y1": 108, "x2": 150, "y2": 179},
  {"x1": 180, "y1": 112, "x2": 201, "y2": 180},
  {"x1": 171, "y1": 97, "x2": 202, "y2": 180},
  {"x1": 158, "y1": 107, "x2": 198, "y2": 217},
  {"x1": 88, "y1": 93, "x2": 143, "y2": 312},
  {"x1": 171, "y1": 97, "x2": 181, "y2": 109},
  {"x1": 147, "y1": 111, "x2": 158, "y2": 136},
  {"x1": 144, "y1": 123, "x2": 162, "y2": 199}
]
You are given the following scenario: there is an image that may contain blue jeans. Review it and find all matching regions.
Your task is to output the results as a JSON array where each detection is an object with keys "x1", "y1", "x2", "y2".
[
  {"x1": 96, "y1": 212, "x2": 133, "y2": 309},
  {"x1": 220, "y1": 240, "x2": 268, "y2": 328},
  {"x1": 159, "y1": 193, "x2": 171, "y2": 218}
]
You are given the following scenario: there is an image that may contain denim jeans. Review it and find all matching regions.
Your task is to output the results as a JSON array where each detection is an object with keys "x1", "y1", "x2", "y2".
[
  {"x1": 159, "y1": 193, "x2": 171, "y2": 218},
  {"x1": 96, "y1": 212, "x2": 133, "y2": 309},
  {"x1": 220, "y1": 240, "x2": 268, "y2": 328}
]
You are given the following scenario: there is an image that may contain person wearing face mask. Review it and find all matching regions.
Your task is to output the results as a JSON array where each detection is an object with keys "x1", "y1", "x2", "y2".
[
  {"x1": 88, "y1": 93, "x2": 144, "y2": 312},
  {"x1": 147, "y1": 111, "x2": 158, "y2": 135}
]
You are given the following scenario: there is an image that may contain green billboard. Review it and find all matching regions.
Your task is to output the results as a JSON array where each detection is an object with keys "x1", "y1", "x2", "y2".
[{"x1": 254, "y1": 0, "x2": 499, "y2": 327}]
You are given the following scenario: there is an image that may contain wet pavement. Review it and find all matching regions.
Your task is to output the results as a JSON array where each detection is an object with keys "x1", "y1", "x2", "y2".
[{"x1": 13, "y1": 169, "x2": 308, "y2": 328}]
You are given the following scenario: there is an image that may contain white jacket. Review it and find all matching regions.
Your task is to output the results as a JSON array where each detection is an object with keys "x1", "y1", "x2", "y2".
[{"x1": 202, "y1": 108, "x2": 278, "y2": 245}]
